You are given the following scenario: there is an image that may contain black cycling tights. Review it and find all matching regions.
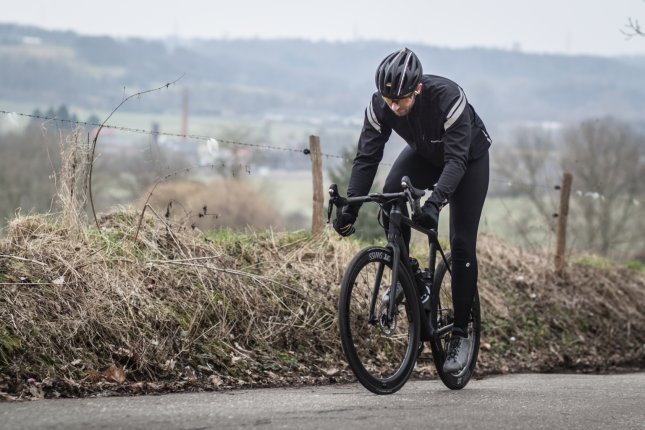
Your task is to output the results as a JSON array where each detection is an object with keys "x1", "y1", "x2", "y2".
[{"x1": 383, "y1": 147, "x2": 489, "y2": 332}]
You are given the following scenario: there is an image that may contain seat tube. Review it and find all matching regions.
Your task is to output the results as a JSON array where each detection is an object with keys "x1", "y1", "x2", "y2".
[{"x1": 428, "y1": 238, "x2": 437, "y2": 276}]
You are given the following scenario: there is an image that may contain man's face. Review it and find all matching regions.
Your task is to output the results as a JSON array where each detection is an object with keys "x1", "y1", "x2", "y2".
[{"x1": 381, "y1": 84, "x2": 421, "y2": 117}]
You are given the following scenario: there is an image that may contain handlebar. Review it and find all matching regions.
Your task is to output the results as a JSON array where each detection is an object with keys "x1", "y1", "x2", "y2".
[{"x1": 327, "y1": 176, "x2": 431, "y2": 224}]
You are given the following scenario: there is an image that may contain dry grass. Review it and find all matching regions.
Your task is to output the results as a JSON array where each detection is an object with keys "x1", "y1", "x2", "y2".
[
  {"x1": 0, "y1": 211, "x2": 643, "y2": 399},
  {"x1": 0, "y1": 210, "x2": 356, "y2": 398},
  {"x1": 56, "y1": 129, "x2": 92, "y2": 230},
  {"x1": 476, "y1": 235, "x2": 645, "y2": 374}
]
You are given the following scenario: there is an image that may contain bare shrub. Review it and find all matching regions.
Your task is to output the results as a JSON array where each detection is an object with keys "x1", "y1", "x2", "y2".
[
  {"x1": 56, "y1": 128, "x2": 92, "y2": 230},
  {"x1": 141, "y1": 178, "x2": 284, "y2": 231}
]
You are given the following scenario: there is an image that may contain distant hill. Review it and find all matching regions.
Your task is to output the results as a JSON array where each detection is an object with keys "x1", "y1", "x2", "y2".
[{"x1": 1, "y1": 23, "x2": 644, "y2": 128}]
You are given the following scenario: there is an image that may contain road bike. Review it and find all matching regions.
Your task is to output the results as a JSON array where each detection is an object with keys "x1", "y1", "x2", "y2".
[{"x1": 328, "y1": 177, "x2": 480, "y2": 394}]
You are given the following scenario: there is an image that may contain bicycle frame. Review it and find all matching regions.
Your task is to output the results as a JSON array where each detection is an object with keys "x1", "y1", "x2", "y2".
[
  {"x1": 332, "y1": 179, "x2": 479, "y2": 393},
  {"x1": 384, "y1": 201, "x2": 450, "y2": 342},
  {"x1": 336, "y1": 190, "x2": 452, "y2": 342}
]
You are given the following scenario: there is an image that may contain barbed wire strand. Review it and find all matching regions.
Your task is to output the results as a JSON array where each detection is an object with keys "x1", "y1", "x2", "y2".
[
  {"x1": 0, "y1": 109, "x2": 342, "y2": 158},
  {"x1": 1, "y1": 109, "x2": 643, "y2": 207}
]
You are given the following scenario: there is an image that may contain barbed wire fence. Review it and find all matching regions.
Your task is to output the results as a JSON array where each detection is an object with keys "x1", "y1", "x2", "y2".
[
  {"x1": 4, "y1": 109, "x2": 640, "y2": 202},
  {"x1": 1, "y1": 109, "x2": 643, "y2": 265}
]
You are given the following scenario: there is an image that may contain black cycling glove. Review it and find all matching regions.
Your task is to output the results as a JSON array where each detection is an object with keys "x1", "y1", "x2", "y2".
[
  {"x1": 333, "y1": 211, "x2": 356, "y2": 237},
  {"x1": 413, "y1": 201, "x2": 440, "y2": 230}
]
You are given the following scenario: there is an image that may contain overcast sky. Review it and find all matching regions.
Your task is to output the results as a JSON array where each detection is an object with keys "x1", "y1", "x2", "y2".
[{"x1": 2, "y1": 0, "x2": 644, "y2": 57}]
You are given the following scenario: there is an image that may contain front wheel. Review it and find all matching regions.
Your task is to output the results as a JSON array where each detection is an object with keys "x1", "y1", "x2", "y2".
[
  {"x1": 429, "y1": 253, "x2": 481, "y2": 390},
  {"x1": 338, "y1": 246, "x2": 421, "y2": 395}
]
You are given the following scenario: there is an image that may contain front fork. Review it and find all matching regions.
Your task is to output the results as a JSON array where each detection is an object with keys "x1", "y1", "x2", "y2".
[
  {"x1": 367, "y1": 206, "x2": 406, "y2": 327},
  {"x1": 366, "y1": 249, "x2": 402, "y2": 327}
]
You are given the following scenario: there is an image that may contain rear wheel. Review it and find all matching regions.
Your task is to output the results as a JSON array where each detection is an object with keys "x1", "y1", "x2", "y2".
[
  {"x1": 429, "y1": 253, "x2": 481, "y2": 390},
  {"x1": 338, "y1": 246, "x2": 421, "y2": 395}
]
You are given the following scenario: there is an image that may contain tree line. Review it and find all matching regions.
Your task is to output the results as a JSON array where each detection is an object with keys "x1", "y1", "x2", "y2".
[{"x1": 2, "y1": 23, "x2": 645, "y2": 125}]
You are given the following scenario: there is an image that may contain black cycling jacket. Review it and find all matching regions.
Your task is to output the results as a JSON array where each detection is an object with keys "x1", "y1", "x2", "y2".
[{"x1": 347, "y1": 74, "x2": 491, "y2": 212}]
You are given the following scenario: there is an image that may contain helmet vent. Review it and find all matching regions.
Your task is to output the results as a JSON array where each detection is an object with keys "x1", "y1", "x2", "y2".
[{"x1": 374, "y1": 48, "x2": 422, "y2": 99}]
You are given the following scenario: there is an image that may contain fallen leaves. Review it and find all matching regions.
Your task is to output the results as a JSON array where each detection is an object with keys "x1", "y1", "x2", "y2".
[
  {"x1": 209, "y1": 375, "x2": 224, "y2": 387},
  {"x1": 27, "y1": 378, "x2": 44, "y2": 399},
  {"x1": 323, "y1": 368, "x2": 340, "y2": 377},
  {"x1": 103, "y1": 366, "x2": 127, "y2": 384},
  {"x1": 85, "y1": 366, "x2": 127, "y2": 384}
]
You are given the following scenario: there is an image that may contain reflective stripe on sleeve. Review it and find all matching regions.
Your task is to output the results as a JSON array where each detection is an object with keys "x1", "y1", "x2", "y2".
[
  {"x1": 444, "y1": 87, "x2": 466, "y2": 130},
  {"x1": 367, "y1": 99, "x2": 382, "y2": 133}
]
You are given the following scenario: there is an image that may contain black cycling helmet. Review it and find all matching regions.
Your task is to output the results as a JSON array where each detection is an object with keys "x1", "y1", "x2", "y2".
[{"x1": 375, "y1": 48, "x2": 423, "y2": 99}]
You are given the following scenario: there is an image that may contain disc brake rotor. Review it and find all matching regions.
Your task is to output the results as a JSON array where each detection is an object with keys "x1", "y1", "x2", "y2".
[{"x1": 378, "y1": 305, "x2": 398, "y2": 335}]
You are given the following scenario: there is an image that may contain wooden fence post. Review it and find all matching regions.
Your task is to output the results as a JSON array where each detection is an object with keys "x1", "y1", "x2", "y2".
[
  {"x1": 309, "y1": 135, "x2": 324, "y2": 236},
  {"x1": 555, "y1": 172, "x2": 573, "y2": 275}
]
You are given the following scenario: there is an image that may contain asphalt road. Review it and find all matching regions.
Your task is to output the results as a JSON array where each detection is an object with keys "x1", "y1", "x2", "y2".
[{"x1": 1, "y1": 373, "x2": 643, "y2": 430}]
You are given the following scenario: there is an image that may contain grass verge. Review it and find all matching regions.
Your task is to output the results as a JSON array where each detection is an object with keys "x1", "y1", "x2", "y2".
[{"x1": 0, "y1": 212, "x2": 643, "y2": 399}]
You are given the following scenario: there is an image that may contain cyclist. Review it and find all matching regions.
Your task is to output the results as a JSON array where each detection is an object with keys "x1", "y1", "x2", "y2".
[{"x1": 333, "y1": 47, "x2": 491, "y2": 374}]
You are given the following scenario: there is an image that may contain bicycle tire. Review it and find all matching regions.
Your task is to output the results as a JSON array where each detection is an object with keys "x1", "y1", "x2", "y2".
[
  {"x1": 338, "y1": 246, "x2": 421, "y2": 395},
  {"x1": 429, "y1": 253, "x2": 481, "y2": 390}
]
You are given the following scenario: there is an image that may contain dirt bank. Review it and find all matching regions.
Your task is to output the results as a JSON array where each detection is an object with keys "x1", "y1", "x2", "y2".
[{"x1": 1, "y1": 211, "x2": 643, "y2": 399}]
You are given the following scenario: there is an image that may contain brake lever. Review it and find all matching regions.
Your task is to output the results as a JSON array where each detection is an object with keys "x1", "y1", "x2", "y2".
[
  {"x1": 327, "y1": 184, "x2": 339, "y2": 223},
  {"x1": 405, "y1": 189, "x2": 421, "y2": 217},
  {"x1": 401, "y1": 183, "x2": 421, "y2": 216}
]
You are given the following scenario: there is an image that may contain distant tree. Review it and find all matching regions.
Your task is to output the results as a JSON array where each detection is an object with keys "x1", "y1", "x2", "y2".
[
  {"x1": 497, "y1": 119, "x2": 645, "y2": 260},
  {"x1": 327, "y1": 146, "x2": 384, "y2": 242},
  {"x1": 28, "y1": 105, "x2": 78, "y2": 131},
  {"x1": 495, "y1": 126, "x2": 558, "y2": 225},
  {"x1": 493, "y1": 127, "x2": 564, "y2": 252},
  {"x1": 44, "y1": 107, "x2": 56, "y2": 119},
  {"x1": 561, "y1": 119, "x2": 645, "y2": 258},
  {"x1": 0, "y1": 127, "x2": 61, "y2": 224},
  {"x1": 86, "y1": 114, "x2": 101, "y2": 126}
]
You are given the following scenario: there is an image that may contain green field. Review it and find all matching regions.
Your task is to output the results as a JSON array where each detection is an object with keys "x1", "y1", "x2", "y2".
[{"x1": 247, "y1": 169, "x2": 554, "y2": 251}]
